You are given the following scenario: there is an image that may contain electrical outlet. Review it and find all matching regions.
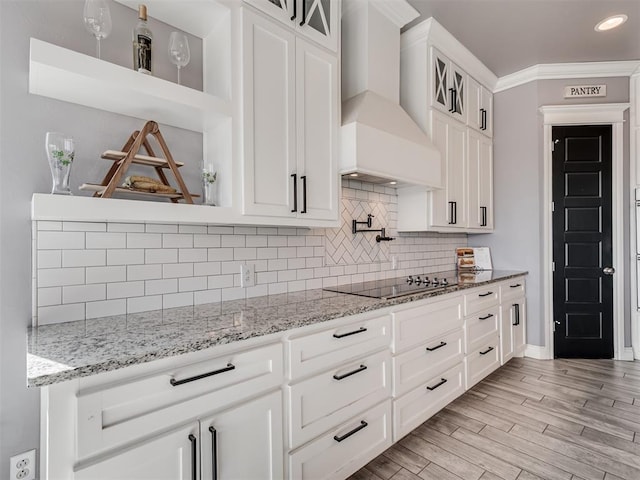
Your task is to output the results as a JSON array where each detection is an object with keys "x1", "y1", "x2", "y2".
[
  {"x1": 240, "y1": 263, "x2": 255, "y2": 287},
  {"x1": 10, "y1": 449, "x2": 35, "y2": 480}
]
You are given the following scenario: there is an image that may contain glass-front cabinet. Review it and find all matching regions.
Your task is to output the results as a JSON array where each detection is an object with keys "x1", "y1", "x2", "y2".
[{"x1": 245, "y1": 0, "x2": 338, "y2": 51}]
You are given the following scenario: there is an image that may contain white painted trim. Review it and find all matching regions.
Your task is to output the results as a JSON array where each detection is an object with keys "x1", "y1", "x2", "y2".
[
  {"x1": 370, "y1": 0, "x2": 419, "y2": 28},
  {"x1": 495, "y1": 61, "x2": 640, "y2": 93},
  {"x1": 621, "y1": 347, "x2": 635, "y2": 361},
  {"x1": 524, "y1": 344, "x2": 549, "y2": 360},
  {"x1": 540, "y1": 103, "x2": 629, "y2": 361},
  {"x1": 401, "y1": 18, "x2": 498, "y2": 90},
  {"x1": 631, "y1": 74, "x2": 640, "y2": 361}
]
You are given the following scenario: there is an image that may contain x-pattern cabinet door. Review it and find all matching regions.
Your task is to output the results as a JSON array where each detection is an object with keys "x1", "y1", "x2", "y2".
[{"x1": 432, "y1": 48, "x2": 449, "y2": 113}]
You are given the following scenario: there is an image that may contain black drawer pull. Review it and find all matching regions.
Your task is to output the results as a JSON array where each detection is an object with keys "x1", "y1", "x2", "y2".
[
  {"x1": 479, "y1": 346, "x2": 494, "y2": 355},
  {"x1": 426, "y1": 378, "x2": 448, "y2": 391},
  {"x1": 333, "y1": 327, "x2": 367, "y2": 339},
  {"x1": 510, "y1": 283, "x2": 522, "y2": 288},
  {"x1": 333, "y1": 364, "x2": 367, "y2": 381},
  {"x1": 291, "y1": 174, "x2": 298, "y2": 212},
  {"x1": 188, "y1": 434, "x2": 197, "y2": 480},
  {"x1": 209, "y1": 426, "x2": 218, "y2": 480},
  {"x1": 478, "y1": 291, "x2": 494, "y2": 297},
  {"x1": 170, "y1": 363, "x2": 235, "y2": 386},
  {"x1": 479, "y1": 314, "x2": 494, "y2": 321},
  {"x1": 334, "y1": 421, "x2": 368, "y2": 442},
  {"x1": 513, "y1": 303, "x2": 520, "y2": 326},
  {"x1": 426, "y1": 341, "x2": 447, "y2": 352}
]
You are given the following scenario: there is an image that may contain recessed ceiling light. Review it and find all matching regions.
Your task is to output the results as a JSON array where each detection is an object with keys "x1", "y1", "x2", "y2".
[
  {"x1": 389, "y1": 181, "x2": 397, "y2": 185},
  {"x1": 349, "y1": 173, "x2": 359, "y2": 177},
  {"x1": 595, "y1": 14, "x2": 628, "y2": 32}
]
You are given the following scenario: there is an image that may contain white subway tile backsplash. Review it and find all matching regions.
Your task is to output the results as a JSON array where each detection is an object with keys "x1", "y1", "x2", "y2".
[
  {"x1": 62, "y1": 250, "x2": 106, "y2": 268},
  {"x1": 145, "y1": 249, "x2": 178, "y2": 264},
  {"x1": 127, "y1": 295, "x2": 162, "y2": 314},
  {"x1": 146, "y1": 278, "x2": 178, "y2": 295},
  {"x1": 35, "y1": 183, "x2": 466, "y2": 323},
  {"x1": 39, "y1": 268, "x2": 85, "y2": 288},
  {"x1": 63, "y1": 284, "x2": 106, "y2": 304},
  {"x1": 86, "y1": 266, "x2": 126, "y2": 284},
  {"x1": 107, "y1": 281, "x2": 145, "y2": 299},
  {"x1": 86, "y1": 299, "x2": 126, "y2": 319},
  {"x1": 108, "y1": 249, "x2": 144, "y2": 265},
  {"x1": 127, "y1": 264, "x2": 162, "y2": 281},
  {"x1": 127, "y1": 233, "x2": 162, "y2": 249},
  {"x1": 179, "y1": 249, "x2": 208, "y2": 263},
  {"x1": 38, "y1": 231, "x2": 85, "y2": 250},
  {"x1": 38, "y1": 250, "x2": 62, "y2": 269},
  {"x1": 86, "y1": 232, "x2": 126, "y2": 249}
]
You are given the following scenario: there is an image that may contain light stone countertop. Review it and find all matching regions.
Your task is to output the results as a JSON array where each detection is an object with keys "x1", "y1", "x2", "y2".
[{"x1": 27, "y1": 270, "x2": 526, "y2": 387}]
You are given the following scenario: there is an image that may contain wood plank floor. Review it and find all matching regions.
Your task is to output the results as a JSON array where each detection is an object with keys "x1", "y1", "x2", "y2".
[{"x1": 349, "y1": 357, "x2": 640, "y2": 480}]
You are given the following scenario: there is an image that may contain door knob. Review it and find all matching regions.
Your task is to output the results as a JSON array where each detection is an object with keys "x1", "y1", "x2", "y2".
[
  {"x1": 554, "y1": 320, "x2": 561, "y2": 325},
  {"x1": 603, "y1": 266, "x2": 615, "y2": 275}
]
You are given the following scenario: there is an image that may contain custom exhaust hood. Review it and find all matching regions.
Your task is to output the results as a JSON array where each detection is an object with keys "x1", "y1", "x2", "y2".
[{"x1": 340, "y1": 0, "x2": 442, "y2": 188}]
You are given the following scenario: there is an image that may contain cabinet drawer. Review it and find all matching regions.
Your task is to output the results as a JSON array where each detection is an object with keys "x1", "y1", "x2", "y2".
[
  {"x1": 76, "y1": 342, "x2": 283, "y2": 460},
  {"x1": 288, "y1": 313, "x2": 391, "y2": 379},
  {"x1": 392, "y1": 328, "x2": 464, "y2": 397},
  {"x1": 465, "y1": 334, "x2": 500, "y2": 389},
  {"x1": 392, "y1": 295, "x2": 463, "y2": 354},
  {"x1": 465, "y1": 305, "x2": 500, "y2": 354},
  {"x1": 464, "y1": 287, "x2": 499, "y2": 316},
  {"x1": 289, "y1": 400, "x2": 392, "y2": 480},
  {"x1": 500, "y1": 279, "x2": 526, "y2": 303},
  {"x1": 393, "y1": 362, "x2": 464, "y2": 441},
  {"x1": 288, "y1": 349, "x2": 391, "y2": 448}
]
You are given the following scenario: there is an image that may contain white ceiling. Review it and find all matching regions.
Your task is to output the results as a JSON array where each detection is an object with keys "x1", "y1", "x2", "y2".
[{"x1": 404, "y1": 0, "x2": 640, "y2": 78}]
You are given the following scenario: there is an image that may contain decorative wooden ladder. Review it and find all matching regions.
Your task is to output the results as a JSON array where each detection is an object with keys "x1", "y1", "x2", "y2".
[{"x1": 79, "y1": 120, "x2": 196, "y2": 203}]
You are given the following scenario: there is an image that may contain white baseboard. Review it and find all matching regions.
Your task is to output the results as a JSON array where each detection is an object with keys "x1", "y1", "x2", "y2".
[
  {"x1": 618, "y1": 347, "x2": 635, "y2": 361},
  {"x1": 524, "y1": 344, "x2": 550, "y2": 360}
]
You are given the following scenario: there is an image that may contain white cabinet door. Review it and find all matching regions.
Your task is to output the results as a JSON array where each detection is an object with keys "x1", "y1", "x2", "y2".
[
  {"x1": 295, "y1": 38, "x2": 339, "y2": 221},
  {"x1": 467, "y1": 76, "x2": 482, "y2": 132},
  {"x1": 244, "y1": 0, "x2": 339, "y2": 52},
  {"x1": 450, "y1": 61, "x2": 466, "y2": 123},
  {"x1": 480, "y1": 86, "x2": 493, "y2": 137},
  {"x1": 200, "y1": 391, "x2": 284, "y2": 480},
  {"x1": 242, "y1": 9, "x2": 296, "y2": 217},
  {"x1": 75, "y1": 423, "x2": 199, "y2": 480},
  {"x1": 431, "y1": 48, "x2": 450, "y2": 115},
  {"x1": 430, "y1": 111, "x2": 467, "y2": 229},
  {"x1": 468, "y1": 129, "x2": 493, "y2": 230},
  {"x1": 500, "y1": 298, "x2": 526, "y2": 364}
]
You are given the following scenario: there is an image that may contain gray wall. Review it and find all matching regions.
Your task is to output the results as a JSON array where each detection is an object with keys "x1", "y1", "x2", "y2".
[
  {"x1": 0, "y1": 0, "x2": 203, "y2": 474},
  {"x1": 469, "y1": 77, "x2": 631, "y2": 348}
]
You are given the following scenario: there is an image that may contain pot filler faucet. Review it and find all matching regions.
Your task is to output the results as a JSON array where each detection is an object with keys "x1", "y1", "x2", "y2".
[{"x1": 352, "y1": 214, "x2": 395, "y2": 243}]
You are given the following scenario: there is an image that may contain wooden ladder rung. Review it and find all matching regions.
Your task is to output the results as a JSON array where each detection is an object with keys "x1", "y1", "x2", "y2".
[{"x1": 101, "y1": 150, "x2": 185, "y2": 168}]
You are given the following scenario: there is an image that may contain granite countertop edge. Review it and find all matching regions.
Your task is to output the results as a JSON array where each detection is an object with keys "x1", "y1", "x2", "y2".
[{"x1": 28, "y1": 270, "x2": 527, "y2": 387}]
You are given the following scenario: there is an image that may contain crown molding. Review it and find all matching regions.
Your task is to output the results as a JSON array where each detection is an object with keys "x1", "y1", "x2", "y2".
[
  {"x1": 539, "y1": 103, "x2": 630, "y2": 125},
  {"x1": 370, "y1": 0, "x2": 419, "y2": 28},
  {"x1": 495, "y1": 61, "x2": 640, "y2": 93},
  {"x1": 401, "y1": 18, "x2": 498, "y2": 90}
]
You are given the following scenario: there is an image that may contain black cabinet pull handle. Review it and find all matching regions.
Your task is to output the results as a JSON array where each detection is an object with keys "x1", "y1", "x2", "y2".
[
  {"x1": 449, "y1": 88, "x2": 455, "y2": 112},
  {"x1": 478, "y1": 291, "x2": 493, "y2": 297},
  {"x1": 479, "y1": 313, "x2": 494, "y2": 321},
  {"x1": 513, "y1": 303, "x2": 520, "y2": 326},
  {"x1": 333, "y1": 364, "x2": 367, "y2": 381},
  {"x1": 453, "y1": 201, "x2": 457, "y2": 224},
  {"x1": 291, "y1": 174, "x2": 297, "y2": 212},
  {"x1": 188, "y1": 434, "x2": 197, "y2": 480},
  {"x1": 290, "y1": 0, "x2": 297, "y2": 21},
  {"x1": 510, "y1": 283, "x2": 522, "y2": 288},
  {"x1": 209, "y1": 426, "x2": 217, "y2": 480},
  {"x1": 448, "y1": 201, "x2": 455, "y2": 224},
  {"x1": 426, "y1": 378, "x2": 448, "y2": 391},
  {"x1": 479, "y1": 346, "x2": 494, "y2": 355},
  {"x1": 301, "y1": 175, "x2": 307, "y2": 213},
  {"x1": 170, "y1": 363, "x2": 235, "y2": 386},
  {"x1": 334, "y1": 421, "x2": 368, "y2": 442},
  {"x1": 299, "y1": 0, "x2": 306, "y2": 26},
  {"x1": 481, "y1": 206, "x2": 487, "y2": 227},
  {"x1": 426, "y1": 341, "x2": 447, "y2": 352},
  {"x1": 481, "y1": 108, "x2": 486, "y2": 130},
  {"x1": 333, "y1": 327, "x2": 367, "y2": 339}
]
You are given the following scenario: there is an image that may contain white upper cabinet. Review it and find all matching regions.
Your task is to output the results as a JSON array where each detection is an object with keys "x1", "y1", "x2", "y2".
[
  {"x1": 431, "y1": 48, "x2": 466, "y2": 123},
  {"x1": 468, "y1": 128, "x2": 493, "y2": 230},
  {"x1": 467, "y1": 76, "x2": 493, "y2": 137},
  {"x1": 244, "y1": 0, "x2": 339, "y2": 52},
  {"x1": 241, "y1": 8, "x2": 339, "y2": 222}
]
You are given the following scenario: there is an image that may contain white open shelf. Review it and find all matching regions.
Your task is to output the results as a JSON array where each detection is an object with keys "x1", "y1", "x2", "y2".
[{"x1": 29, "y1": 38, "x2": 231, "y2": 133}]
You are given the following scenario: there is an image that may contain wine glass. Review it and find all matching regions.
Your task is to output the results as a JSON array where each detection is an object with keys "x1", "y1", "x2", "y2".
[
  {"x1": 83, "y1": 0, "x2": 112, "y2": 60},
  {"x1": 168, "y1": 32, "x2": 191, "y2": 85},
  {"x1": 45, "y1": 132, "x2": 75, "y2": 195}
]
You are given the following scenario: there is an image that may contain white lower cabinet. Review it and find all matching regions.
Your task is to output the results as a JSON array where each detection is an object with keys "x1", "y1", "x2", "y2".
[
  {"x1": 464, "y1": 334, "x2": 501, "y2": 389},
  {"x1": 288, "y1": 400, "x2": 393, "y2": 480},
  {"x1": 500, "y1": 298, "x2": 527, "y2": 364},
  {"x1": 75, "y1": 391, "x2": 283, "y2": 480}
]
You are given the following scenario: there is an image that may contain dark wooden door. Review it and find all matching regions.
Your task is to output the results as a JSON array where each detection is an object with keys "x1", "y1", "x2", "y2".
[{"x1": 552, "y1": 125, "x2": 613, "y2": 358}]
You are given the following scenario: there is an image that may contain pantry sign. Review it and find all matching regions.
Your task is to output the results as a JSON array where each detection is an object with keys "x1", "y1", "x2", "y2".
[{"x1": 564, "y1": 84, "x2": 607, "y2": 98}]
